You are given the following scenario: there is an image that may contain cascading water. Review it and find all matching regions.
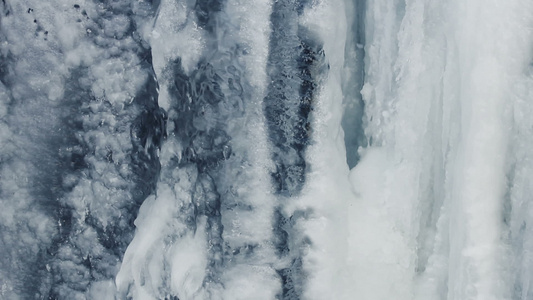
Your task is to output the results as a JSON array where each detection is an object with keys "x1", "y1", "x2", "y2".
[{"x1": 1, "y1": 0, "x2": 533, "y2": 299}]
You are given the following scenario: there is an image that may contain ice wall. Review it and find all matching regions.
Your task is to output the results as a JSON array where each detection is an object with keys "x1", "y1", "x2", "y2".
[
  {"x1": 348, "y1": 0, "x2": 533, "y2": 299},
  {"x1": 2, "y1": 0, "x2": 533, "y2": 299}
]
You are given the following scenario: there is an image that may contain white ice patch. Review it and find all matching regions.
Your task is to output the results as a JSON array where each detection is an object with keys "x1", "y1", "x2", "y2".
[
  {"x1": 347, "y1": 148, "x2": 416, "y2": 299},
  {"x1": 292, "y1": 1, "x2": 359, "y2": 299},
  {"x1": 116, "y1": 181, "x2": 209, "y2": 300},
  {"x1": 349, "y1": 0, "x2": 533, "y2": 299},
  {"x1": 90, "y1": 54, "x2": 147, "y2": 109},
  {"x1": 150, "y1": 0, "x2": 205, "y2": 78}
]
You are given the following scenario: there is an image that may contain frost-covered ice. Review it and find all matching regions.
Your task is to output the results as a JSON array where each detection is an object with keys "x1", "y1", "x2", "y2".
[{"x1": 1, "y1": 0, "x2": 533, "y2": 299}]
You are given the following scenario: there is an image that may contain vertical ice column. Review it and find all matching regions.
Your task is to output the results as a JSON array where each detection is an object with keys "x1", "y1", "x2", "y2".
[
  {"x1": 117, "y1": 0, "x2": 280, "y2": 299},
  {"x1": 262, "y1": 0, "x2": 350, "y2": 298},
  {"x1": 507, "y1": 57, "x2": 533, "y2": 299},
  {"x1": 445, "y1": 1, "x2": 533, "y2": 299},
  {"x1": 342, "y1": 0, "x2": 366, "y2": 168},
  {"x1": 347, "y1": 0, "x2": 424, "y2": 298},
  {"x1": 214, "y1": 0, "x2": 282, "y2": 298},
  {"x1": 269, "y1": 1, "x2": 355, "y2": 299}
]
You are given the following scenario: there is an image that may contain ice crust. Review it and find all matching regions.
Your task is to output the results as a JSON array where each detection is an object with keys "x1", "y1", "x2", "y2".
[{"x1": 1, "y1": 0, "x2": 533, "y2": 299}]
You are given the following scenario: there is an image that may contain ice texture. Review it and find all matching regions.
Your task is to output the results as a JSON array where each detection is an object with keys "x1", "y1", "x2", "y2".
[{"x1": 1, "y1": 0, "x2": 533, "y2": 299}]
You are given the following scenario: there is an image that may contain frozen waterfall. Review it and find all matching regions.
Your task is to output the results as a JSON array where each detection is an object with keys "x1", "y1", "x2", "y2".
[{"x1": 1, "y1": 0, "x2": 533, "y2": 299}]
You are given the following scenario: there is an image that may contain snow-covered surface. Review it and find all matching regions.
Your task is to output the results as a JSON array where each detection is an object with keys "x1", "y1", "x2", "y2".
[{"x1": 1, "y1": 0, "x2": 533, "y2": 299}]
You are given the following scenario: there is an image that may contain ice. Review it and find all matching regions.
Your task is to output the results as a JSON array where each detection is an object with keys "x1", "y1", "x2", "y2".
[
  {"x1": 116, "y1": 188, "x2": 209, "y2": 299},
  {"x1": 117, "y1": 0, "x2": 280, "y2": 298},
  {"x1": 348, "y1": 148, "x2": 416, "y2": 299},
  {"x1": 348, "y1": 0, "x2": 533, "y2": 299},
  {"x1": 149, "y1": 0, "x2": 205, "y2": 79},
  {"x1": 2, "y1": 0, "x2": 533, "y2": 298}
]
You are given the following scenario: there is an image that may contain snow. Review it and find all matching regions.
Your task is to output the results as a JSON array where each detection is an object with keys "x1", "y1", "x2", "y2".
[
  {"x1": 2, "y1": 0, "x2": 533, "y2": 299},
  {"x1": 347, "y1": 0, "x2": 533, "y2": 299}
]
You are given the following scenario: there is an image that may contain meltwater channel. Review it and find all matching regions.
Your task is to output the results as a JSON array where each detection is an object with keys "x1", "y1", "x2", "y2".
[{"x1": 1, "y1": 0, "x2": 533, "y2": 299}]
